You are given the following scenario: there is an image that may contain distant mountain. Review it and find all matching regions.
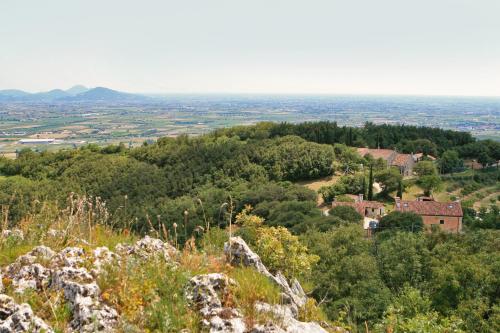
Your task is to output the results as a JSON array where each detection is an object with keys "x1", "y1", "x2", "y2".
[
  {"x1": 63, "y1": 87, "x2": 151, "y2": 102},
  {"x1": 0, "y1": 86, "x2": 151, "y2": 103},
  {"x1": 0, "y1": 89, "x2": 30, "y2": 97},
  {"x1": 66, "y1": 85, "x2": 89, "y2": 96},
  {"x1": 0, "y1": 89, "x2": 32, "y2": 101},
  {"x1": 34, "y1": 89, "x2": 70, "y2": 100}
]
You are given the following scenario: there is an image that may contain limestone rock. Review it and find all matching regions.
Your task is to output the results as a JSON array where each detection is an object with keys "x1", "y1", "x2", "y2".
[
  {"x1": 91, "y1": 247, "x2": 120, "y2": 276},
  {"x1": 1, "y1": 229, "x2": 24, "y2": 241},
  {"x1": 51, "y1": 265, "x2": 118, "y2": 332},
  {"x1": 63, "y1": 282, "x2": 118, "y2": 333},
  {"x1": 222, "y1": 237, "x2": 348, "y2": 333},
  {"x1": 51, "y1": 267, "x2": 94, "y2": 290},
  {"x1": 2, "y1": 245, "x2": 118, "y2": 332},
  {"x1": 224, "y1": 237, "x2": 307, "y2": 309},
  {"x1": 11, "y1": 263, "x2": 51, "y2": 293},
  {"x1": 116, "y1": 236, "x2": 176, "y2": 261},
  {"x1": 254, "y1": 302, "x2": 329, "y2": 333},
  {"x1": 186, "y1": 273, "x2": 246, "y2": 333},
  {"x1": 0, "y1": 294, "x2": 54, "y2": 333},
  {"x1": 4, "y1": 246, "x2": 56, "y2": 293},
  {"x1": 50, "y1": 247, "x2": 86, "y2": 268}
]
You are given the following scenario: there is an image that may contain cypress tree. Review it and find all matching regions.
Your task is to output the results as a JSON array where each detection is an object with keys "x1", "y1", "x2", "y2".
[
  {"x1": 368, "y1": 165, "x2": 374, "y2": 200},
  {"x1": 397, "y1": 180, "x2": 403, "y2": 199},
  {"x1": 362, "y1": 172, "x2": 367, "y2": 197}
]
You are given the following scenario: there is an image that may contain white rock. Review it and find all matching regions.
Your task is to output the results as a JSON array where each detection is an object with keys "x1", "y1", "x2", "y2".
[
  {"x1": 50, "y1": 247, "x2": 85, "y2": 268},
  {"x1": 51, "y1": 267, "x2": 94, "y2": 290},
  {"x1": 1, "y1": 229, "x2": 24, "y2": 241},
  {"x1": 11, "y1": 263, "x2": 50, "y2": 293},
  {"x1": 0, "y1": 294, "x2": 54, "y2": 333},
  {"x1": 224, "y1": 237, "x2": 307, "y2": 309},
  {"x1": 116, "y1": 236, "x2": 177, "y2": 263},
  {"x1": 2, "y1": 244, "x2": 119, "y2": 332},
  {"x1": 91, "y1": 247, "x2": 120, "y2": 276},
  {"x1": 254, "y1": 302, "x2": 329, "y2": 333},
  {"x1": 187, "y1": 273, "x2": 247, "y2": 333},
  {"x1": 4, "y1": 246, "x2": 56, "y2": 293}
]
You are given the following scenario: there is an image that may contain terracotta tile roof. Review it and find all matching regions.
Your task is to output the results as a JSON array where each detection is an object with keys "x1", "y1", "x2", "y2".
[
  {"x1": 395, "y1": 200, "x2": 463, "y2": 217},
  {"x1": 392, "y1": 153, "x2": 412, "y2": 167},
  {"x1": 357, "y1": 148, "x2": 395, "y2": 161},
  {"x1": 332, "y1": 200, "x2": 385, "y2": 215}
]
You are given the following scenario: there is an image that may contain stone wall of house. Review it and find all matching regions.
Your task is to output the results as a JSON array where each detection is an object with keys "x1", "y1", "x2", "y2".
[{"x1": 422, "y1": 215, "x2": 462, "y2": 233}]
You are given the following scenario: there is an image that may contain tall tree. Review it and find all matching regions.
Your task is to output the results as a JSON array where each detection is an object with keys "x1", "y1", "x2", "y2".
[
  {"x1": 368, "y1": 165, "x2": 374, "y2": 200},
  {"x1": 362, "y1": 172, "x2": 367, "y2": 197},
  {"x1": 397, "y1": 180, "x2": 403, "y2": 199}
]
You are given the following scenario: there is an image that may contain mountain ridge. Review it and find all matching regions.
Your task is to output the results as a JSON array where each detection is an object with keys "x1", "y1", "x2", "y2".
[{"x1": 0, "y1": 86, "x2": 150, "y2": 103}]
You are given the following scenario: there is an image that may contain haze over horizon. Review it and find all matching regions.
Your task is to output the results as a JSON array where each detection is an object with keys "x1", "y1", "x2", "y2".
[{"x1": 1, "y1": 0, "x2": 499, "y2": 97}]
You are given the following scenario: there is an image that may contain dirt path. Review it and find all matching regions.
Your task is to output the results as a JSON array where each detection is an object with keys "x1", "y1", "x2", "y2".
[{"x1": 473, "y1": 191, "x2": 500, "y2": 209}]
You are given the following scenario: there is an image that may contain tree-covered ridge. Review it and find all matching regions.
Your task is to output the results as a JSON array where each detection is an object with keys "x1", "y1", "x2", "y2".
[{"x1": 216, "y1": 121, "x2": 499, "y2": 165}]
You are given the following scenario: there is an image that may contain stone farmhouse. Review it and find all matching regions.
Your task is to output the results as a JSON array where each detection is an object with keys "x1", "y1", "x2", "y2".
[
  {"x1": 331, "y1": 194, "x2": 385, "y2": 219},
  {"x1": 357, "y1": 148, "x2": 414, "y2": 176},
  {"x1": 395, "y1": 197, "x2": 463, "y2": 233}
]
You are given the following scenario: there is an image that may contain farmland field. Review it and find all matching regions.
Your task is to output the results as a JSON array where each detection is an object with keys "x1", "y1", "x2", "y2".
[{"x1": 0, "y1": 94, "x2": 499, "y2": 155}]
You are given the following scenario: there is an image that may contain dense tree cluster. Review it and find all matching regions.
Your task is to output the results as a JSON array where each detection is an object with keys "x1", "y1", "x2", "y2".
[
  {"x1": 301, "y1": 225, "x2": 500, "y2": 332},
  {"x1": 217, "y1": 121, "x2": 499, "y2": 170}
]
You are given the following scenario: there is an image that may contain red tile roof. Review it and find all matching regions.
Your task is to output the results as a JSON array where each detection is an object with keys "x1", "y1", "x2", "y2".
[
  {"x1": 395, "y1": 200, "x2": 463, "y2": 217},
  {"x1": 357, "y1": 148, "x2": 395, "y2": 160},
  {"x1": 392, "y1": 153, "x2": 412, "y2": 167}
]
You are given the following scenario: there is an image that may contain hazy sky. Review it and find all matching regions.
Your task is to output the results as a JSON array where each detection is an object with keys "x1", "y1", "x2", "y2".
[{"x1": 1, "y1": 0, "x2": 499, "y2": 96}]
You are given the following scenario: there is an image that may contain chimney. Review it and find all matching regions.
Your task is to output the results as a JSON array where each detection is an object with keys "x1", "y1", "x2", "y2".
[
  {"x1": 358, "y1": 194, "x2": 364, "y2": 202},
  {"x1": 395, "y1": 196, "x2": 401, "y2": 209}
]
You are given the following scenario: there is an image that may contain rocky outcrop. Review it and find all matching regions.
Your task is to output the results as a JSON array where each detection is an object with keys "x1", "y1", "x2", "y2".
[
  {"x1": 4, "y1": 246, "x2": 55, "y2": 293},
  {"x1": 2, "y1": 244, "x2": 120, "y2": 332},
  {"x1": 186, "y1": 270, "x2": 332, "y2": 333},
  {"x1": 1, "y1": 233, "x2": 343, "y2": 333},
  {"x1": 60, "y1": 280, "x2": 118, "y2": 333},
  {"x1": 50, "y1": 247, "x2": 86, "y2": 268},
  {"x1": 224, "y1": 237, "x2": 307, "y2": 313},
  {"x1": 0, "y1": 294, "x2": 54, "y2": 333},
  {"x1": 186, "y1": 273, "x2": 246, "y2": 333},
  {"x1": 186, "y1": 236, "x2": 340, "y2": 333},
  {"x1": 115, "y1": 235, "x2": 177, "y2": 261},
  {"x1": 91, "y1": 247, "x2": 120, "y2": 276},
  {"x1": 254, "y1": 303, "x2": 329, "y2": 333},
  {"x1": 0, "y1": 236, "x2": 176, "y2": 333}
]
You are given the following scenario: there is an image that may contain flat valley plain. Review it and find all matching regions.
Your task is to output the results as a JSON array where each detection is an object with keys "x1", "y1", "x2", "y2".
[{"x1": 0, "y1": 94, "x2": 499, "y2": 154}]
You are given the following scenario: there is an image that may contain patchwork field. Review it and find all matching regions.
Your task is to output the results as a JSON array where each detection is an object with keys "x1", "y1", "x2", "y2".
[{"x1": 0, "y1": 95, "x2": 498, "y2": 155}]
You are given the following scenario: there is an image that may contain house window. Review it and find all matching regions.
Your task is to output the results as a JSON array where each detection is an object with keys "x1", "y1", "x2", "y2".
[{"x1": 440, "y1": 220, "x2": 445, "y2": 225}]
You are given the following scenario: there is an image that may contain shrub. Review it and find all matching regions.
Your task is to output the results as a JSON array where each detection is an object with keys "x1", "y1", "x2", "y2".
[
  {"x1": 335, "y1": 194, "x2": 355, "y2": 202},
  {"x1": 256, "y1": 226, "x2": 319, "y2": 279},
  {"x1": 329, "y1": 205, "x2": 363, "y2": 224},
  {"x1": 378, "y1": 212, "x2": 424, "y2": 233},
  {"x1": 201, "y1": 227, "x2": 228, "y2": 256}
]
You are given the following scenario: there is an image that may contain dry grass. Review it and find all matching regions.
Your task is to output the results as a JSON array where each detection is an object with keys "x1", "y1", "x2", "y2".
[
  {"x1": 297, "y1": 175, "x2": 341, "y2": 207},
  {"x1": 297, "y1": 175, "x2": 340, "y2": 192},
  {"x1": 229, "y1": 267, "x2": 281, "y2": 327},
  {"x1": 0, "y1": 195, "x2": 335, "y2": 332}
]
